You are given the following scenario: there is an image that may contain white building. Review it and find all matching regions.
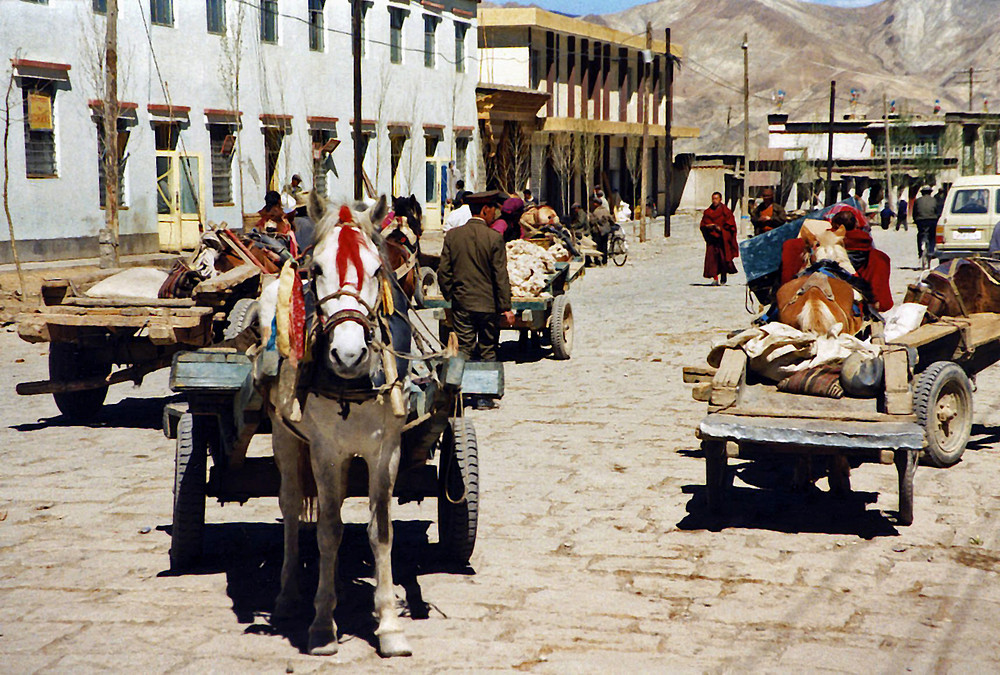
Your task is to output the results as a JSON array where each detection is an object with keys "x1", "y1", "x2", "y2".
[{"x1": 0, "y1": 0, "x2": 478, "y2": 263}]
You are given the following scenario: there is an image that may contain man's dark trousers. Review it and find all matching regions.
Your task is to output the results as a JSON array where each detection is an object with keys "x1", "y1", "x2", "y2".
[
  {"x1": 915, "y1": 218, "x2": 937, "y2": 258},
  {"x1": 451, "y1": 306, "x2": 500, "y2": 361}
]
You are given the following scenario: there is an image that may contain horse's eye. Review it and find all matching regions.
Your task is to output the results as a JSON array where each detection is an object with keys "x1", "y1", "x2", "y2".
[{"x1": 313, "y1": 264, "x2": 322, "y2": 276}]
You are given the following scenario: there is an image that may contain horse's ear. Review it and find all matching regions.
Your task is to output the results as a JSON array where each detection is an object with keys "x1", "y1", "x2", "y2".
[
  {"x1": 308, "y1": 190, "x2": 327, "y2": 223},
  {"x1": 368, "y1": 194, "x2": 389, "y2": 228}
]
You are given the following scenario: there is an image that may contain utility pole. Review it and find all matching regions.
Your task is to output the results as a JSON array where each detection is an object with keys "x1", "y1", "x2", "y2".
[
  {"x1": 351, "y1": 0, "x2": 363, "y2": 201},
  {"x1": 639, "y1": 21, "x2": 652, "y2": 243},
  {"x1": 100, "y1": 0, "x2": 120, "y2": 269},
  {"x1": 826, "y1": 80, "x2": 836, "y2": 206},
  {"x1": 883, "y1": 92, "x2": 893, "y2": 209},
  {"x1": 969, "y1": 67, "x2": 975, "y2": 112},
  {"x1": 741, "y1": 33, "x2": 749, "y2": 235},
  {"x1": 663, "y1": 28, "x2": 674, "y2": 238}
]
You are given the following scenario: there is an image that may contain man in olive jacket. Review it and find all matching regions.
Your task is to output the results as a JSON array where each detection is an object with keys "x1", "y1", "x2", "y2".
[{"x1": 438, "y1": 190, "x2": 514, "y2": 363}]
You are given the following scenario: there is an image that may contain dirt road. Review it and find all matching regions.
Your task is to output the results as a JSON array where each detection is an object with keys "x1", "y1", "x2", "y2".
[{"x1": 3, "y1": 218, "x2": 1000, "y2": 672}]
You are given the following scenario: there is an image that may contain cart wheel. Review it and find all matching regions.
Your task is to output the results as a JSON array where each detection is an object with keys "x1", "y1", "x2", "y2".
[
  {"x1": 610, "y1": 236, "x2": 628, "y2": 267},
  {"x1": 49, "y1": 342, "x2": 111, "y2": 422},
  {"x1": 223, "y1": 298, "x2": 260, "y2": 341},
  {"x1": 549, "y1": 295, "x2": 573, "y2": 360},
  {"x1": 895, "y1": 449, "x2": 917, "y2": 526},
  {"x1": 913, "y1": 361, "x2": 973, "y2": 468},
  {"x1": 438, "y1": 417, "x2": 479, "y2": 565},
  {"x1": 414, "y1": 267, "x2": 438, "y2": 309},
  {"x1": 703, "y1": 440, "x2": 728, "y2": 514},
  {"x1": 170, "y1": 412, "x2": 213, "y2": 570}
]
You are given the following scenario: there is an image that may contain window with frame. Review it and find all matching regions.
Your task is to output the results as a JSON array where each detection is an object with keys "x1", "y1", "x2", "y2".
[
  {"x1": 93, "y1": 0, "x2": 107, "y2": 13},
  {"x1": 455, "y1": 137, "x2": 468, "y2": 178},
  {"x1": 206, "y1": 0, "x2": 226, "y2": 34},
  {"x1": 22, "y1": 0, "x2": 48, "y2": 4},
  {"x1": 390, "y1": 133, "x2": 407, "y2": 193},
  {"x1": 359, "y1": 2, "x2": 370, "y2": 57},
  {"x1": 21, "y1": 79, "x2": 57, "y2": 178},
  {"x1": 150, "y1": 0, "x2": 174, "y2": 26},
  {"x1": 209, "y1": 124, "x2": 236, "y2": 205},
  {"x1": 424, "y1": 15, "x2": 438, "y2": 69},
  {"x1": 97, "y1": 119, "x2": 130, "y2": 208},
  {"x1": 454, "y1": 22, "x2": 468, "y2": 73},
  {"x1": 309, "y1": 0, "x2": 325, "y2": 52},
  {"x1": 389, "y1": 7, "x2": 405, "y2": 64},
  {"x1": 260, "y1": 0, "x2": 278, "y2": 43}
]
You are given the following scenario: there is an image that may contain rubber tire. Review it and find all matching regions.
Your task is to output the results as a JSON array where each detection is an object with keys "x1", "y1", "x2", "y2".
[
  {"x1": 49, "y1": 342, "x2": 111, "y2": 422},
  {"x1": 437, "y1": 418, "x2": 479, "y2": 565},
  {"x1": 223, "y1": 298, "x2": 260, "y2": 341},
  {"x1": 414, "y1": 267, "x2": 438, "y2": 309},
  {"x1": 610, "y1": 236, "x2": 628, "y2": 267},
  {"x1": 913, "y1": 361, "x2": 973, "y2": 468},
  {"x1": 170, "y1": 413, "x2": 211, "y2": 570},
  {"x1": 549, "y1": 295, "x2": 573, "y2": 360}
]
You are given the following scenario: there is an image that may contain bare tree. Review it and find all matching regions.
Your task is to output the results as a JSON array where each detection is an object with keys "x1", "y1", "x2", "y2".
[
  {"x1": 371, "y1": 63, "x2": 394, "y2": 192},
  {"x1": 548, "y1": 132, "x2": 574, "y2": 214},
  {"x1": 625, "y1": 134, "x2": 642, "y2": 212},
  {"x1": 220, "y1": 0, "x2": 247, "y2": 214},
  {"x1": 578, "y1": 124, "x2": 601, "y2": 202},
  {"x1": 492, "y1": 122, "x2": 531, "y2": 195},
  {"x1": 2, "y1": 56, "x2": 25, "y2": 295}
]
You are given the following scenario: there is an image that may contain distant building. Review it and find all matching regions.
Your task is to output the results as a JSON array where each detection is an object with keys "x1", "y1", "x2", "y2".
[
  {"x1": 765, "y1": 112, "x2": 1000, "y2": 208},
  {"x1": 0, "y1": 0, "x2": 477, "y2": 263},
  {"x1": 477, "y1": 7, "x2": 698, "y2": 215}
]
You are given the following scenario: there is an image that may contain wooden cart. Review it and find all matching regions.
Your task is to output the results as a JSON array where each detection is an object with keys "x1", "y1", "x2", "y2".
[
  {"x1": 423, "y1": 260, "x2": 585, "y2": 360},
  {"x1": 15, "y1": 265, "x2": 263, "y2": 421},
  {"x1": 163, "y1": 348, "x2": 485, "y2": 571},
  {"x1": 688, "y1": 313, "x2": 1000, "y2": 525}
]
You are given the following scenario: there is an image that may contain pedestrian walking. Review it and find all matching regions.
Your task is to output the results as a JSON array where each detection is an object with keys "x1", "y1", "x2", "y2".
[
  {"x1": 896, "y1": 196, "x2": 908, "y2": 231},
  {"x1": 913, "y1": 185, "x2": 939, "y2": 265},
  {"x1": 700, "y1": 191, "x2": 739, "y2": 286}
]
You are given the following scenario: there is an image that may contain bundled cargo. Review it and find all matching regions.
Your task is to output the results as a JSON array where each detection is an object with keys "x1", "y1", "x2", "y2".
[{"x1": 506, "y1": 239, "x2": 557, "y2": 297}]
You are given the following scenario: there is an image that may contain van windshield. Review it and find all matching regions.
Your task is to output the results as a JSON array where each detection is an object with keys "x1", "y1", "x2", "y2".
[{"x1": 951, "y1": 189, "x2": 989, "y2": 214}]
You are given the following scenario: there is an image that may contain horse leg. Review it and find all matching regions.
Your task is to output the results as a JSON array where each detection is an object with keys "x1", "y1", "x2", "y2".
[
  {"x1": 272, "y1": 418, "x2": 304, "y2": 619},
  {"x1": 308, "y1": 455, "x2": 348, "y2": 656},
  {"x1": 368, "y1": 432, "x2": 411, "y2": 658}
]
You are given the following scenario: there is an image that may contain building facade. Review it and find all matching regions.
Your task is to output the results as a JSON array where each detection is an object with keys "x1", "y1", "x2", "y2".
[
  {"x1": 1, "y1": 0, "x2": 478, "y2": 263},
  {"x1": 477, "y1": 7, "x2": 697, "y2": 215}
]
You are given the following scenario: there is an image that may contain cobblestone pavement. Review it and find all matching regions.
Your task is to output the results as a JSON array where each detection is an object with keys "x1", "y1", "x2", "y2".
[{"x1": 3, "y1": 218, "x2": 1000, "y2": 672}]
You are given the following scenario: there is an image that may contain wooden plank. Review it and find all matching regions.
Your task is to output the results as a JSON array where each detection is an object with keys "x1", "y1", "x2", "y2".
[
  {"x1": 192, "y1": 265, "x2": 259, "y2": 296},
  {"x1": 965, "y1": 312, "x2": 1000, "y2": 351},
  {"x1": 21, "y1": 312, "x2": 211, "y2": 330},
  {"x1": 692, "y1": 382, "x2": 713, "y2": 401},
  {"x1": 62, "y1": 296, "x2": 196, "y2": 308},
  {"x1": 892, "y1": 322, "x2": 960, "y2": 349},
  {"x1": 683, "y1": 365, "x2": 717, "y2": 383},
  {"x1": 699, "y1": 414, "x2": 925, "y2": 451},
  {"x1": 17, "y1": 357, "x2": 173, "y2": 395},
  {"x1": 709, "y1": 348, "x2": 746, "y2": 409},
  {"x1": 883, "y1": 347, "x2": 912, "y2": 415},
  {"x1": 723, "y1": 406, "x2": 916, "y2": 423}
]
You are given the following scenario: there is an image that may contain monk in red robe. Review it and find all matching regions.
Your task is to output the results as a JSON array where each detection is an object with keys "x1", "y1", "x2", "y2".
[{"x1": 700, "y1": 191, "x2": 739, "y2": 285}]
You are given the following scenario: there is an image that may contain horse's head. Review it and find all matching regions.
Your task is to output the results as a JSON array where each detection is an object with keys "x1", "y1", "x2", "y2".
[
  {"x1": 309, "y1": 192, "x2": 390, "y2": 380},
  {"x1": 392, "y1": 194, "x2": 423, "y2": 239},
  {"x1": 811, "y1": 229, "x2": 856, "y2": 275}
]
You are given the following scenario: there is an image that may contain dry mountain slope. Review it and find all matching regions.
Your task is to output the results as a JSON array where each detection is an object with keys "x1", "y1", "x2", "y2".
[{"x1": 590, "y1": 0, "x2": 1000, "y2": 152}]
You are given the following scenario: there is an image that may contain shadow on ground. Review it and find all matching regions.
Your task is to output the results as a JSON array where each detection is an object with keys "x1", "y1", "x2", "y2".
[
  {"x1": 676, "y1": 453, "x2": 902, "y2": 539},
  {"x1": 158, "y1": 519, "x2": 473, "y2": 655},
  {"x1": 10, "y1": 394, "x2": 177, "y2": 432}
]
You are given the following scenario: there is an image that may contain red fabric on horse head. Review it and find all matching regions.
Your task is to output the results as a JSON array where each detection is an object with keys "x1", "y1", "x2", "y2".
[{"x1": 336, "y1": 224, "x2": 368, "y2": 291}]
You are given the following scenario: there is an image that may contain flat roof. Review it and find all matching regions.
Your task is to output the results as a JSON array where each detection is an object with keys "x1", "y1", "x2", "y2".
[{"x1": 478, "y1": 7, "x2": 682, "y2": 58}]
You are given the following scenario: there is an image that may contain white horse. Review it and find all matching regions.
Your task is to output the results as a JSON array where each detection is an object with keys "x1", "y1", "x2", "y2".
[{"x1": 258, "y1": 193, "x2": 412, "y2": 657}]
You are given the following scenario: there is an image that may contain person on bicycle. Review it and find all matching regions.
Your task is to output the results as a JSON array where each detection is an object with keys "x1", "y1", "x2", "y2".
[{"x1": 590, "y1": 196, "x2": 614, "y2": 264}]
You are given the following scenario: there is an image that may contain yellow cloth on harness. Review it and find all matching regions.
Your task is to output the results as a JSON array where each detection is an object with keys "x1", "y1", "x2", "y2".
[{"x1": 276, "y1": 260, "x2": 295, "y2": 360}]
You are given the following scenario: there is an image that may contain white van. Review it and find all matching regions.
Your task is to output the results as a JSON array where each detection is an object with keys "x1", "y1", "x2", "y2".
[{"x1": 936, "y1": 175, "x2": 1000, "y2": 259}]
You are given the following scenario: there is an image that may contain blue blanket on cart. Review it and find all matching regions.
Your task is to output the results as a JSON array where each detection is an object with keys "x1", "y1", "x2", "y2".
[{"x1": 739, "y1": 198, "x2": 866, "y2": 283}]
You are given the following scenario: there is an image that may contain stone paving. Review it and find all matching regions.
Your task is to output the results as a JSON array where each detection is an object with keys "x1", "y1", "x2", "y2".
[{"x1": 3, "y1": 217, "x2": 1000, "y2": 672}]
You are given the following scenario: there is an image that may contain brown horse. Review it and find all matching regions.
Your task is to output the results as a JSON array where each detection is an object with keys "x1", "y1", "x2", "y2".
[
  {"x1": 904, "y1": 257, "x2": 1000, "y2": 320},
  {"x1": 777, "y1": 271, "x2": 863, "y2": 337}
]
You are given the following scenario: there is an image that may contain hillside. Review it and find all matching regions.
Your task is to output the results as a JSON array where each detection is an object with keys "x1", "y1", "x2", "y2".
[{"x1": 588, "y1": 0, "x2": 1000, "y2": 152}]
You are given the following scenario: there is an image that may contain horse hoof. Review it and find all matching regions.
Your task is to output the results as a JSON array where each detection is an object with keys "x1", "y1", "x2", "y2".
[
  {"x1": 273, "y1": 593, "x2": 300, "y2": 620},
  {"x1": 308, "y1": 628, "x2": 338, "y2": 656},
  {"x1": 378, "y1": 631, "x2": 413, "y2": 658}
]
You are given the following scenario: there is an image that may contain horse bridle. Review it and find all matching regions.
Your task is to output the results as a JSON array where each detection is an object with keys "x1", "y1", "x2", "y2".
[{"x1": 315, "y1": 286, "x2": 382, "y2": 344}]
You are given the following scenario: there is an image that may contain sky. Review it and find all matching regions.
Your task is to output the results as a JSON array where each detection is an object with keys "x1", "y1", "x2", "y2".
[{"x1": 531, "y1": 0, "x2": 883, "y2": 18}]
